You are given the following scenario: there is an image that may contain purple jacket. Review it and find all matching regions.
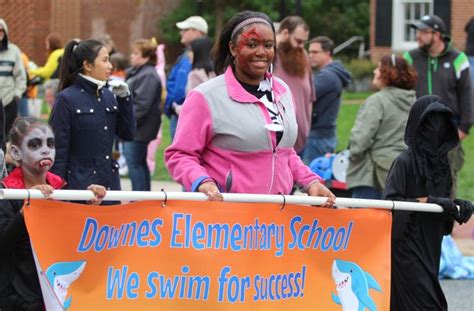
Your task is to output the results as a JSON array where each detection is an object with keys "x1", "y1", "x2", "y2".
[{"x1": 165, "y1": 66, "x2": 321, "y2": 194}]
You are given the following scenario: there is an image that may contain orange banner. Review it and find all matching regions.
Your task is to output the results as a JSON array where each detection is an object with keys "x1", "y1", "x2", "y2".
[{"x1": 25, "y1": 199, "x2": 391, "y2": 310}]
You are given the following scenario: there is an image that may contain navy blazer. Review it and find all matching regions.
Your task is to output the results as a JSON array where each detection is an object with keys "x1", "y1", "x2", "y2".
[{"x1": 50, "y1": 76, "x2": 135, "y2": 191}]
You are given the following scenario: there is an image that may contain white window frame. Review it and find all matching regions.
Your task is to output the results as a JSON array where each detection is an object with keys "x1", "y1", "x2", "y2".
[{"x1": 392, "y1": 0, "x2": 434, "y2": 52}]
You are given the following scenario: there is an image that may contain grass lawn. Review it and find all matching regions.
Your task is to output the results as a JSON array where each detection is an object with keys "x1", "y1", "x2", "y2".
[
  {"x1": 153, "y1": 117, "x2": 173, "y2": 181},
  {"x1": 153, "y1": 95, "x2": 473, "y2": 201}
]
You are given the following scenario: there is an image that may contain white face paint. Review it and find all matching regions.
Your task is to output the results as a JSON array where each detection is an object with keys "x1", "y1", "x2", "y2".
[{"x1": 12, "y1": 126, "x2": 55, "y2": 174}]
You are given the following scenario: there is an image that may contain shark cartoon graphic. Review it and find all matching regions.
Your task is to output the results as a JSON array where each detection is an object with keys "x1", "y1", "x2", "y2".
[
  {"x1": 44, "y1": 260, "x2": 86, "y2": 310},
  {"x1": 331, "y1": 259, "x2": 382, "y2": 311}
]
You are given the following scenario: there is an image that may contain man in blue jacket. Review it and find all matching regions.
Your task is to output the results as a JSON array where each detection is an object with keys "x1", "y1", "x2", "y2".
[
  {"x1": 304, "y1": 36, "x2": 351, "y2": 164},
  {"x1": 164, "y1": 16, "x2": 208, "y2": 140}
]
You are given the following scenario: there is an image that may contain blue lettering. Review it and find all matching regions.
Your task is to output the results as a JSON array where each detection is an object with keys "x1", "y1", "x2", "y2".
[
  {"x1": 230, "y1": 225, "x2": 242, "y2": 251},
  {"x1": 170, "y1": 213, "x2": 184, "y2": 248},
  {"x1": 288, "y1": 216, "x2": 301, "y2": 250},
  {"x1": 268, "y1": 275, "x2": 275, "y2": 300},
  {"x1": 185, "y1": 214, "x2": 191, "y2": 248},
  {"x1": 321, "y1": 227, "x2": 335, "y2": 251},
  {"x1": 94, "y1": 225, "x2": 109, "y2": 252},
  {"x1": 126, "y1": 272, "x2": 140, "y2": 299},
  {"x1": 333, "y1": 227, "x2": 345, "y2": 251},
  {"x1": 106, "y1": 266, "x2": 129, "y2": 300},
  {"x1": 107, "y1": 225, "x2": 124, "y2": 249},
  {"x1": 344, "y1": 221, "x2": 353, "y2": 250},
  {"x1": 137, "y1": 220, "x2": 150, "y2": 247},
  {"x1": 145, "y1": 272, "x2": 159, "y2": 299},
  {"x1": 121, "y1": 222, "x2": 137, "y2": 246},
  {"x1": 217, "y1": 266, "x2": 231, "y2": 302},
  {"x1": 192, "y1": 221, "x2": 205, "y2": 250},
  {"x1": 149, "y1": 218, "x2": 163, "y2": 247},
  {"x1": 179, "y1": 266, "x2": 189, "y2": 299},
  {"x1": 77, "y1": 218, "x2": 98, "y2": 252},
  {"x1": 159, "y1": 275, "x2": 180, "y2": 299},
  {"x1": 298, "y1": 224, "x2": 310, "y2": 250},
  {"x1": 253, "y1": 275, "x2": 261, "y2": 301}
]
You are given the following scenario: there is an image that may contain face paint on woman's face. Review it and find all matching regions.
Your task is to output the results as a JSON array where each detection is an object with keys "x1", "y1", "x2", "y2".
[
  {"x1": 231, "y1": 23, "x2": 275, "y2": 85},
  {"x1": 19, "y1": 126, "x2": 56, "y2": 174}
]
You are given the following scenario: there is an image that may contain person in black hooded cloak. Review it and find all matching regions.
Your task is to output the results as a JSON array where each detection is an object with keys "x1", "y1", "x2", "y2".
[{"x1": 383, "y1": 95, "x2": 472, "y2": 311}]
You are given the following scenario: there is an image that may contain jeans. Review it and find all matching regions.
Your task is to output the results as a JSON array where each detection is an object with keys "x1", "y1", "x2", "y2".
[
  {"x1": 123, "y1": 141, "x2": 150, "y2": 191},
  {"x1": 351, "y1": 186, "x2": 382, "y2": 200},
  {"x1": 18, "y1": 96, "x2": 29, "y2": 117},
  {"x1": 170, "y1": 115, "x2": 178, "y2": 141},
  {"x1": 303, "y1": 133, "x2": 337, "y2": 165}
]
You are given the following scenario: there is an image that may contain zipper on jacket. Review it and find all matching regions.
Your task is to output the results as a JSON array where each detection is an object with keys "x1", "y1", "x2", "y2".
[
  {"x1": 427, "y1": 57, "x2": 433, "y2": 95},
  {"x1": 268, "y1": 147, "x2": 276, "y2": 194},
  {"x1": 225, "y1": 167, "x2": 233, "y2": 193}
]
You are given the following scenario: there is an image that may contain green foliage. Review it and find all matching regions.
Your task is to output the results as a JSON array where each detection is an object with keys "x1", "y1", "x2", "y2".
[
  {"x1": 303, "y1": 0, "x2": 370, "y2": 55},
  {"x1": 335, "y1": 101, "x2": 361, "y2": 151},
  {"x1": 159, "y1": 0, "x2": 370, "y2": 59},
  {"x1": 458, "y1": 137, "x2": 474, "y2": 201},
  {"x1": 342, "y1": 91, "x2": 373, "y2": 101},
  {"x1": 344, "y1": 59, "x2": 376, "y2": 80},
  {"x1": 153, "y1": 117, "x2": 172, "y2": 181}
]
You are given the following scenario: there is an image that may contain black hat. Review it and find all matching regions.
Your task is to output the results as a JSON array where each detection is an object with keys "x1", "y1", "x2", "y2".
[{"x1": 410, "y1": 15, "x2": 447, "y2": 34}]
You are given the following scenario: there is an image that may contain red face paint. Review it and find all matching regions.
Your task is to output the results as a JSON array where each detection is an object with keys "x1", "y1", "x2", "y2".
[{"x1": 232, "y1": 23, "x2": 275, "y2": 85}]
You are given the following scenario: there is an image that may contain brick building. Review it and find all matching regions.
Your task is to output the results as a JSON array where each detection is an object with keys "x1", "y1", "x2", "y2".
[
  {"x1": 0, "y1": 0, "x2": 179, "y2": 65},
  {"x1": 370, "y1": 0, "x2": 473, "y2": 61}
]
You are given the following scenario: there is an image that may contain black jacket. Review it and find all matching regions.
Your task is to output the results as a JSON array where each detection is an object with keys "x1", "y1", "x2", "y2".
[
  {"x1": 50, "y1": 76, "x2": 135, "y2": 191},
  {"x1": 125, "y1": 64, "x2": 162, "y2": 142},
  {"x1": 0, "y1": 198, "x2": 44, "y2": 310},
  {"x1": 383, "y1": 95, "x2": 459, "y2": 311},
  {"x1": 404, "y1": 38, "x2": 473, "y2": 134}
]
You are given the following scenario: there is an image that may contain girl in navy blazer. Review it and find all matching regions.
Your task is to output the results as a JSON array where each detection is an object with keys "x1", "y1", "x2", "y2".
[{"x1": 50, "y1": 39, "x2": 135, "y2": 198}]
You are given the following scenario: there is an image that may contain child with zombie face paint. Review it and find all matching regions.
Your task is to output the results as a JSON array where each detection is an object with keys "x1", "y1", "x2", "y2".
[
  {"x1": 0, "y1": 117, "x2": 106, "y2": 310},
  {"x1": 165, "y1": 11, "x2": 335, "y2": 205}
]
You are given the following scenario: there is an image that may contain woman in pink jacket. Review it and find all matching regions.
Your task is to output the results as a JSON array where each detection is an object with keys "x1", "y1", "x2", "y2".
[{"x1": 165, "y1": 11, "x2": 335, "y2": 204}]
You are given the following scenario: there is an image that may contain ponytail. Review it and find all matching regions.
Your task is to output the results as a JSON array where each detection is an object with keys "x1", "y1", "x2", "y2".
[{"x1": 58, "y1": 39, "x2": 105, "y2": 91}]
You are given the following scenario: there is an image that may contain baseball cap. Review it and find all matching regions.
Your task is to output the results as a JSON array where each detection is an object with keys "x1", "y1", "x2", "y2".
[
  {"x1": 410, "y1": 15, "x2": 446, "y2": 34},
  {"x1": 176, "y1": 16, "x2": 208, "y2": 34}
]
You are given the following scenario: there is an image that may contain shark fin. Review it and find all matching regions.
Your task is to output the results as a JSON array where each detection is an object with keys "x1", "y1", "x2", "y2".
[
  {"x1": 365, "y1": 271, "x2": 382, "y2": 292},
  {"x1": 64, "y1": 297, "x2": 72, "y2": 310},
  {"x1": 331, "y1": 292, "x2": 341, "y2": 305},
  {"x1": 358, "y1": 292, "x2": 377, "y2": 311}
]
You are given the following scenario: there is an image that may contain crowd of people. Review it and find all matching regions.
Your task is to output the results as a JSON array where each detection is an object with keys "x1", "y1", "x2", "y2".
[{"x1": 0, "y1": 10, "x2": 473, "y2": 310}]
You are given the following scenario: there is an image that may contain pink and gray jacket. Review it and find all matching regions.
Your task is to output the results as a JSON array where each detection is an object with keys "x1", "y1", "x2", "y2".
[{"x1": 165, "y1": 66, "x2": 322, "y2": 194}]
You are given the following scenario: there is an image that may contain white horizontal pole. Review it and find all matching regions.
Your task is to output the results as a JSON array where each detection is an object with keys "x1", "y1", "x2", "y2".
[{"x1": 0, "y1": 189, "x2": 443, "y2": 213}]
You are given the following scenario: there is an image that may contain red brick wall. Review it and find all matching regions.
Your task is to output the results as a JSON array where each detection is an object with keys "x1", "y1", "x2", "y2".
[
  {"x1": 0, "y1": 0, "x2": 180, "y2": 66},
  {"x1": 369, "y1": 0, "x2": 376, "y2": 62},
  {"x1": 450, "y1": 0, "x2": 474, "y2": 51},
  {"x1": 370, "y1": 0, "x2": 474, "y2": 61},
  {"x1": 0, "y1": 0, "x2": 51, "y2": 64}
]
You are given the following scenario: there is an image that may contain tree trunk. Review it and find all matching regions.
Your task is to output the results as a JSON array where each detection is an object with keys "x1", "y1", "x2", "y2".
[{"x1": 215, "y1": 0, "x2": 225, "y2": 38}]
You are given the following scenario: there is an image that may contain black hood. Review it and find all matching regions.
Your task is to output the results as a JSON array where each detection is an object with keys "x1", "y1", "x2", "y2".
[
  {"x1": 405, "y1": 95, "x2": 459, "y2": 153},
  {"x1": 405, "y1": 95, "x2": 459, "y2": 195}
]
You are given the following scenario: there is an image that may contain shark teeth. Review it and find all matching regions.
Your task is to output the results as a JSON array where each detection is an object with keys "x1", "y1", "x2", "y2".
[
  {"x1": 56, "y1": 279, "x2": 69, "y2": 294},
  {"x1": 336, "y1": 276, "x2": 349, "y2": 289}
]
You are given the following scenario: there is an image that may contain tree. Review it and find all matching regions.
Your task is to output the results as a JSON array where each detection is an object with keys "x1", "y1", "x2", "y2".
[{"x1": 159, "y1": 0, "x2": 369, "y2": 60}]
